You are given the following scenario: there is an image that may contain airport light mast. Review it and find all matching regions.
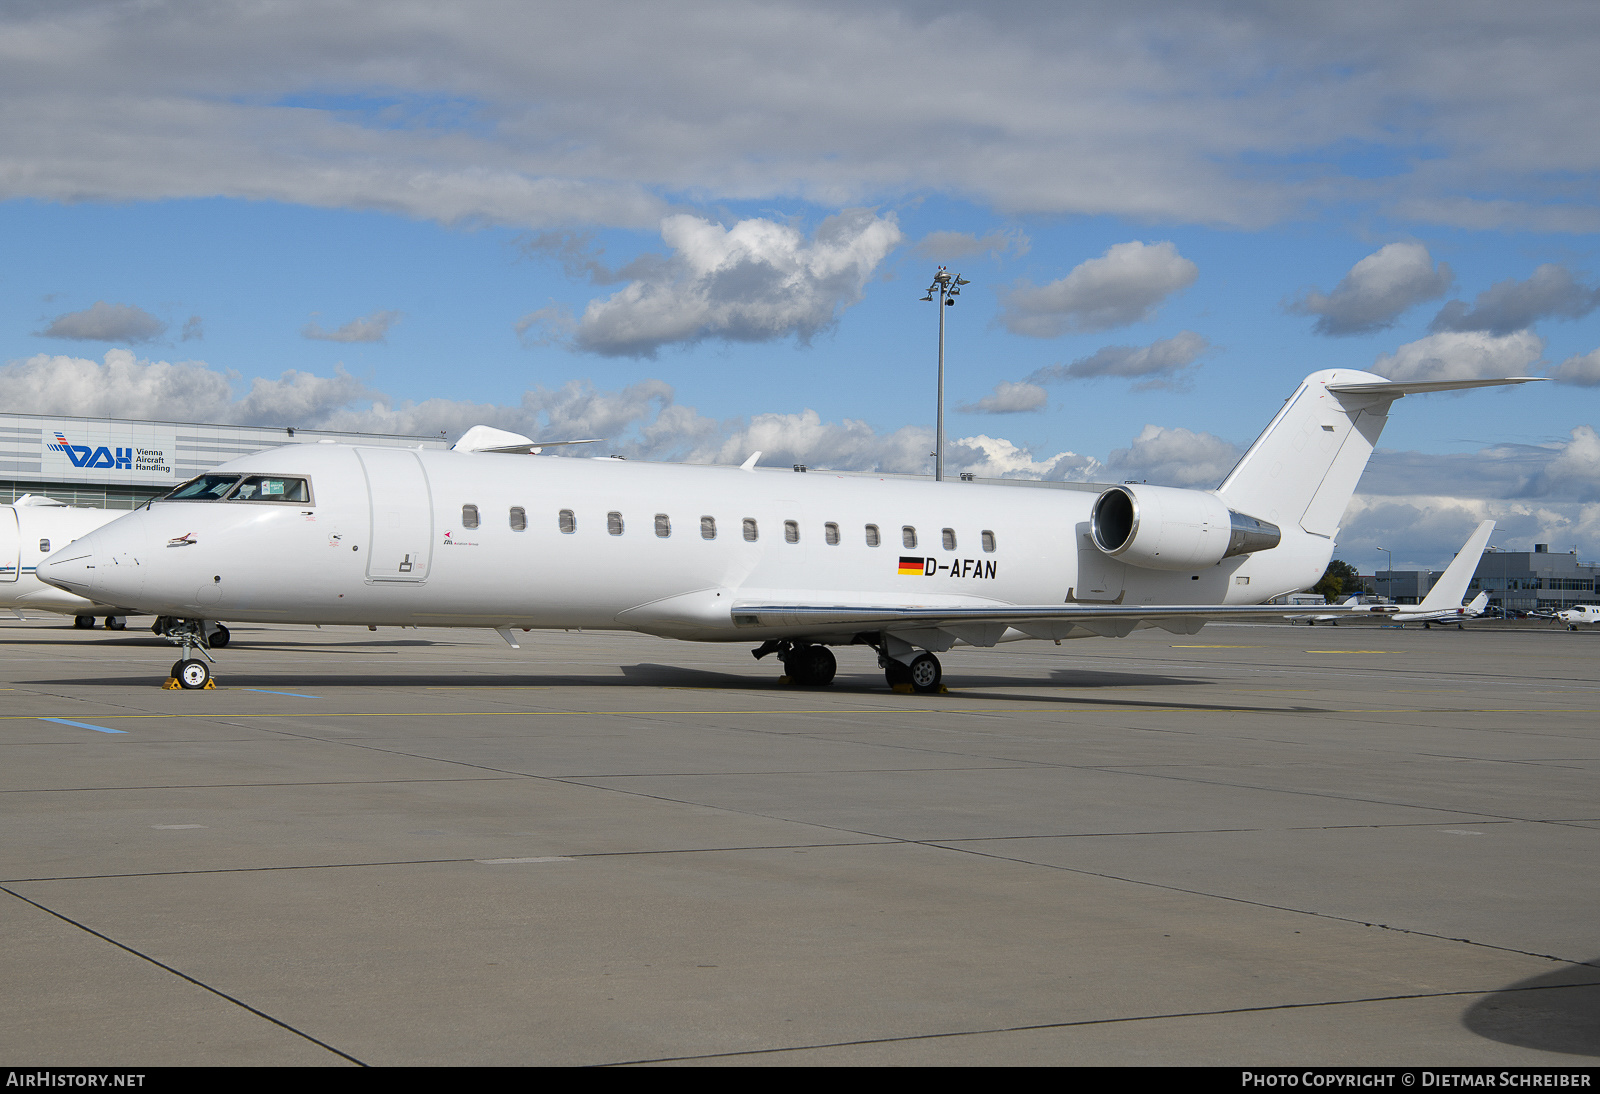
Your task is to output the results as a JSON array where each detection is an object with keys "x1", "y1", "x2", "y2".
[{"x1": 923, "y1": 267, "x2": 969, "y2": 482}]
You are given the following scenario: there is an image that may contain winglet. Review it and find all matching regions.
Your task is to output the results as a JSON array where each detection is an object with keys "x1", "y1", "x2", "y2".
[{"x1": 740, "y1": 451, "x2": 762, "y2": 472}]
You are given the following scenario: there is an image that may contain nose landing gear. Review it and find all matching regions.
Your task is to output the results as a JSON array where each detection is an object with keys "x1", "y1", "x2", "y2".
[{"x1": 152, "y1": 617, "x2": 220, "y2": 689}]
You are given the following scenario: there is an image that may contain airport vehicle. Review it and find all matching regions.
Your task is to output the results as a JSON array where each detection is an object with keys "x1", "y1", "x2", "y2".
[
  {"x1": 1, "y1": 496, "x2": 147, "y2": 630},
  {"x1": 1556, "y1": 604, "x2": 1600, "y2": 630},
  {"x1": 37, "y1": 369, "x2": 1536, "y2": 689}
]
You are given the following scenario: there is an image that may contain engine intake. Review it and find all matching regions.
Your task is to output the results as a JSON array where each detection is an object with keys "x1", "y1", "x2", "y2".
[{"x1": 1090, "y1": 485, "x2": 1280, "y2": 571}]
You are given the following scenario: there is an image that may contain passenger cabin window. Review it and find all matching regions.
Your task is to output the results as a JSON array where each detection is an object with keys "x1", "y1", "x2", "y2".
[
  {"x1": 902, "y1": 526, "x2": 917, "y2": 550},
  {"x1": 655, "y1": 513, "x2": 671, "y2": 538},
  {"x1": 865, "y1": 524, "x2": 881, "y2": 547},
  {"x1": 981, "y1": 530, "x2": 996, "y2": 553},
  {"x1": 232, "y1": 476, "x2": 310, "y2": 503},
  {"x1": 743, "y1": 518, "x2": 758, "y2": 542},
  {"x1": 784, "y1": 520, "x2": 799, "y2": 544},
  {"x1": 824, "y1": 522, "x2": 840, "y2": 545},
  {"x1": 607, "y1": 511, "x2": 624, "y2": 536},
  {"x1": 942, "y1": 528, "x2": 956, "y2": 551},
  {"x1": 462, "y1": 504, "x2": 480, "y2": 529},
  {"x1": 509, "y1": 507, "x2": 527, "y2": 532},
  {"x1": 39, "y1": 539, "x2": 50, "y2": 553},
  {"x1": 701, "y1": 516, "x2": 717, "y2": 540},
  {"x1": 166, "y1": 474, "x2": 240, "y2": 501},
  {"x1": 559, "y1": 509, "x2": 576, "y2": 534}
]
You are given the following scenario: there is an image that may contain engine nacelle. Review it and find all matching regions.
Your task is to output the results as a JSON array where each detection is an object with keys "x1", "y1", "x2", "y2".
[{"x1": 1090, "y1": 484, "x2": 1281, "y2": 571}]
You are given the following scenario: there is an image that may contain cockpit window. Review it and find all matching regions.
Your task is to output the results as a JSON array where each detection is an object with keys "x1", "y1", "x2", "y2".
[
  {"x1": 162, "y1": 474, "x2": 312, "y2": 503},
  {"x1": 230, "y1": 476, "x2": 312, "y2": 503},
  {"x1": 166, "y1": 474, "x2": 241, "y2": 501}
]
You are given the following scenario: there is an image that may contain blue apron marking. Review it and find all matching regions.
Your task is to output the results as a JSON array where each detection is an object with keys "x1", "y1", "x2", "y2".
[{"x1": 40, "y1": 717, "x2": 125, "y2": 734}]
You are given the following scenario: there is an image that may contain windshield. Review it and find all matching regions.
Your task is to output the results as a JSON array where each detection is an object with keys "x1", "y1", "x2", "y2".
[
  {"x1": 161, "y1": 474, "x2": 312, "y2": 504},
  {"x1": 231, "y1": 476, "x2": 311, "y2": 503},
  {"x1": 165, "y1": 474, "x2": 240, "y2": 501}
]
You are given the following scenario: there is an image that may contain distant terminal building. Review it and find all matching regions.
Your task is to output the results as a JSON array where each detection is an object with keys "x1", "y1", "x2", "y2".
[
  {"x1": 1373, "y1": 543, "x2": 1599, "y2": 613},
  {"x1": 1469, "y1": 544, "x2": 1599, "y2": 614},
  {"x1": 0, "y1": 412, "x2": 449, "y2": 509}
]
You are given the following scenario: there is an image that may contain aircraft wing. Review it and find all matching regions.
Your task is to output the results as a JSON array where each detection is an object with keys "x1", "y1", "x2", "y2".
[{"x1": 731, "y1": 599, "x2": 1396, "y2": 643}]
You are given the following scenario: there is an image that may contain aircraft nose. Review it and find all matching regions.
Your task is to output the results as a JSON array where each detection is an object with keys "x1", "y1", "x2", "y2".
[{"x1": 37, "y1": 539, "x2": 96, "y2": 593}]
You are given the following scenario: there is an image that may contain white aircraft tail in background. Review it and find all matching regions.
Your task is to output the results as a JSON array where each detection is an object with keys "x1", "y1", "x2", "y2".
[{"x1": 1394, "y1": 520, "x2": 1496, "y2": 627}]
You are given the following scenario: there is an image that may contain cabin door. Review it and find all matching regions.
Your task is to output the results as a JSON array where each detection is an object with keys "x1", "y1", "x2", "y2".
[
  {"x1": 0, "y1": 508, "x2": 17, "y2": 582},
  {"x1": 357, "y1": 448, "x2": 434, "y2": 584}
]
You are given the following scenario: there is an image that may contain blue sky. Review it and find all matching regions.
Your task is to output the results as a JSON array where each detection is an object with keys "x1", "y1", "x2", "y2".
[{"x1": 3, "y1": 2, "x2": 1599, "y2": 568}]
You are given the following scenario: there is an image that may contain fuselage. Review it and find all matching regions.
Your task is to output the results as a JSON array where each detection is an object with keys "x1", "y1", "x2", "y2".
[
  {"x1": 0, "y1": 502, "x2": 131, "y2": 616},
  {"x1": 36, "y1": 443, "x2": 1334, "y2": 643}
]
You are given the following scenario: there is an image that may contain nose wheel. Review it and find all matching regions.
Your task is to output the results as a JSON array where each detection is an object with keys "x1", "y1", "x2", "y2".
[
  {"x1": 171, "y1": 659, "x2": 212, "y2": 689},
  {"x1": 154, "y1": 617, "x2": 219, "y2": 689}
]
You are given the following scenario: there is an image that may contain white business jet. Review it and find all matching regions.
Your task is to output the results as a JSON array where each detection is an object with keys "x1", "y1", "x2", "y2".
[
  {"x1": 0, "y1": 495, "x2": 170, "y2": 632},
  {"x1": 37, "y1": 369, "x2": 1537, "y2": 689}
]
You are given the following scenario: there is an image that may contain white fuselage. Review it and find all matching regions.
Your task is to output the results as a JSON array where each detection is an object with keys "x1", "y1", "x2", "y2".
[
  {"x1": 0, "y1": 503, "x2": 132, "y2": 617},
  {"x1": 36, "y1": 443, "x2": 1333, "y2": 643}
]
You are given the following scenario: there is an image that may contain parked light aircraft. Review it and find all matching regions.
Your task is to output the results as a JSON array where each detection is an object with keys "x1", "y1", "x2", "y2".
[
  {"x1": 37, "y1": 369, "x2": 1538, "y2": 689},
  {"x1": 1556, "y1": 605, "x2": 1600, "y2": 630},
  {"x1": 0, "y1": 495, "x2": 184, "y2": 632}
]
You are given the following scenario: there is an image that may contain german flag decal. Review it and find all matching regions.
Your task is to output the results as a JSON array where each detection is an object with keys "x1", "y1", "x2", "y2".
[{"x1": 898, "y1": 556, "x2": 926, "y2": 576}]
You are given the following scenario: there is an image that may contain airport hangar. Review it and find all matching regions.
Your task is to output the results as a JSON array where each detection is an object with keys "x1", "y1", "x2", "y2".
[
  {"x1": 1373, "y1": 544, "x2": 1600, "y2": 614},
  {"x1": 0, "y1": 410, "x2": 449, "y2": 509}
]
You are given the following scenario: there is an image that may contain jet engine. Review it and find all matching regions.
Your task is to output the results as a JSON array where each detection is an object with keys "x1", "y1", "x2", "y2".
[{"x1": 1090, "y1": 484, "x2": 1280, "y2": 571}]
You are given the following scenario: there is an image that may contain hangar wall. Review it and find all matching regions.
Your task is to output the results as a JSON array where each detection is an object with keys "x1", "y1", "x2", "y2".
[{"x1": 0, "y1": 412, "x2": 450, "y2": 508}]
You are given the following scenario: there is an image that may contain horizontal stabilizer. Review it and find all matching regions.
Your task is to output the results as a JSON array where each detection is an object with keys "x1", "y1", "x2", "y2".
[{"x1": 1326, "y1": 377, "x2": 1543, "y2": 397}]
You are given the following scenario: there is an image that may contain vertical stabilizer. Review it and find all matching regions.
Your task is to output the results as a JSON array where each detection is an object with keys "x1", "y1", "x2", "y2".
[
  {"x1": 1216, "y1": 371, "x2": 1539, "y2": 539},
  {"x1": 1215, "y1": 370, "x2": 1397, "y2": 537},
  {"x1": 1416, "y1": 521, "x2": 1495, "y2": 613}
]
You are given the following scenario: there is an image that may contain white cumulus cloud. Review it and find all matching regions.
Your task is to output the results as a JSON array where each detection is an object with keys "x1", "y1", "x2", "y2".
[
  {"x1": 1372, "y1": 330, "x2": 1544, "y2": 382},
  {"x1": 957, "y1": 381, "x2": 1048, "y2": 414},
  {"x1": 572, "y1": 209, "x2": 902, "y2": 357},
  {"x1": 1288, "y1": 242, "x2": 1453, "y2": 336},
  {"x1": 1107, "y1": 425, "x2": 1242, "y2": 488},
  {"x1": 998, "y1": 241, "x2": 1197, "y2": 338},
  {"x1": 1430, "y1": 264, "x2": 1600, "y2": 335},
  {"x1": 1550, "y1": 347, "x2": 1600, "y2": 387},
  {"x1": 1028, "y1": 331, "x2": 1212, "y2": 390}
]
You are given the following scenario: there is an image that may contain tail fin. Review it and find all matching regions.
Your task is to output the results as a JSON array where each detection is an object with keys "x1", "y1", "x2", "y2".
[
  {"x1": 1417, "y1": 521, "x2": 1496, "y2": 613},
  {"x1": 1464, "y1": 591, "x2": 1489, "y2": 616},
  {"x1": 1216, "y1": 371, "x2": 1540, "y2": 538}
]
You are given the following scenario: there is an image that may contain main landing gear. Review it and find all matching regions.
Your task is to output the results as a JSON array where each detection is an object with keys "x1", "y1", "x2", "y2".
[
  {"x1": 882, "y1": 651, "x2": 942, "y2": 694},
  {"x1": 752, "y1": 640, "x2": 837, "y2": 686},
  {"x1": 750, "y1": 635, "x2": 945, "y2": 694}
]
